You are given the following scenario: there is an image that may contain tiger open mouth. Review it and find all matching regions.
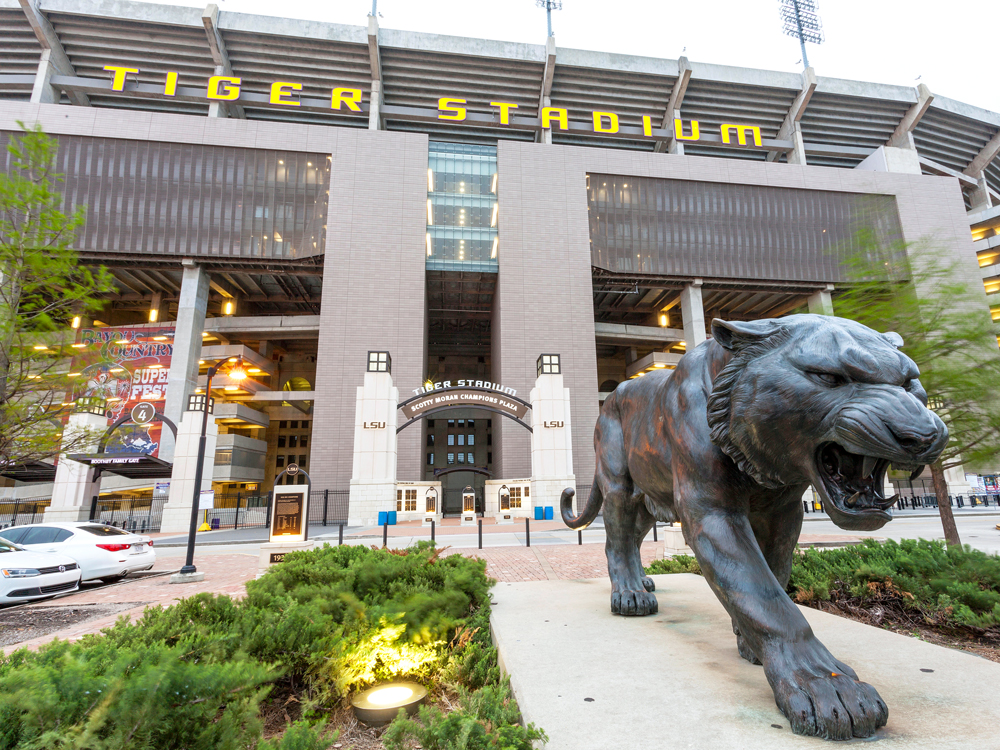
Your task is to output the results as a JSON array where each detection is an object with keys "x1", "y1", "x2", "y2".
[{"x1": 816, "y1": 442, "x2": 899, "y2": 516}]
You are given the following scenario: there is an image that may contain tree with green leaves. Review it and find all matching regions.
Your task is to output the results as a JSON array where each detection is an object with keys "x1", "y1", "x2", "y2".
[
  {"x1": 0, "y1": 122, "x2": 114, "y2": 470},
  {"x1": 832, "y1": 230, "x2": 1000, "y2": 546}
]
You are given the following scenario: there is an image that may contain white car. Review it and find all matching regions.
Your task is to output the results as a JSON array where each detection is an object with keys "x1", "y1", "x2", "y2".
[
  {"x1": 0, "y1": 522, "x2": 156, "y2": 582},
  {"x1": 1, "y1": 536, "x2": 82, "y2": 604}
]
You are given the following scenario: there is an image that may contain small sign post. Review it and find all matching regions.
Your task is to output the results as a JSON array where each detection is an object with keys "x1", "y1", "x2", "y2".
[{"x1": 258, "y1": 464, "x2": 313, "y2": 576}]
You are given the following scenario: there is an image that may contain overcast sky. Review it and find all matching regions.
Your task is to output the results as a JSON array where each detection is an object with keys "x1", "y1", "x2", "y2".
[{"x1": 154, "y1": 0, "x2": 998, "y2": 115}]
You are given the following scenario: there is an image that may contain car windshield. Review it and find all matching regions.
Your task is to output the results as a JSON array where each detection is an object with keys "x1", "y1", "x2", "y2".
[
  {"x1": 78, "y1": 525, "x2": 130, "y2": 537},
  {"x1": 0, "y1": 537, "x2": 23, "y2": 552}
]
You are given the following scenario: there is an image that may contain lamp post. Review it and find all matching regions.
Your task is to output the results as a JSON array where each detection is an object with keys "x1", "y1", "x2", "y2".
[{"x1": 178, "y1": 356, "x2": 246, "y2": 575}]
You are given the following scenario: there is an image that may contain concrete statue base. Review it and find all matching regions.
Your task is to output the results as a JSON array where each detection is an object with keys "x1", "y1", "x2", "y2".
[
  {"x1": 661, "y1": 524, "x2": 692, "y2": 556},
  {"x1": 491, "y1": 574, "x2": 1000, "y2": 749},
  {"x1": 169, "y1": 571, "x2": 205, "y2": 584}
]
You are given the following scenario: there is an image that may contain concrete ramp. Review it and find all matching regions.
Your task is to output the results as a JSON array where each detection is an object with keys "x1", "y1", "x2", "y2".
[{"x1": 491, "y1": 574, "x2": 1000, "y2": 749}]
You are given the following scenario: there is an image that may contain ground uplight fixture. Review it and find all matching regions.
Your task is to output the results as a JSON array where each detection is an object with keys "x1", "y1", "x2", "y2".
[{"x1": 351, "y1": 681, "x2": 427, "y2": 726}]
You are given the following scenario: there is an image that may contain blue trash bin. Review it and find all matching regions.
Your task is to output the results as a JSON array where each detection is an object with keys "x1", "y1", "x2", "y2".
[
  {"x1": 387, "y1": 510, "x2": 398, "y2": 525},
  {"x1": 377, "y1": 511, "x2": 387, "y2": 526},
  {"x1": 544, "y1": 506, "x2": 554, "y2": 521},
  {"x1": 211, "y1": 517, "x2": 220, "y2": 530},
  {"x1": 534, "y1": 506, "x2": 544, "y2": 521}
]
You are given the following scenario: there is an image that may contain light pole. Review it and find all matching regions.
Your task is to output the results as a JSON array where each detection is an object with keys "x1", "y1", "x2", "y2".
[{"x1": 178, "y1": 355, "x2": 246, "y2": 575}]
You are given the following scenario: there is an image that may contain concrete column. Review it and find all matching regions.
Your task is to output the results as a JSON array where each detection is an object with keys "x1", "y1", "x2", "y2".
[
  {"x1": 160, "y1": 404, "x2": 218, "y2": 533},
  {"x1": 787, "y1": 123, "x2": 807, "y2": 166},
  {"x1": 30, "y1": 49, "x2": 61, "y2": 105},
  {"x1": 529, "y1": 369, "x2": 575, "y2": 514},
  {"x1": 807, "y1": 287, "x2": 834, "y2": 316},
  {"x1": 856, "y1": 145, "x2": 921, "y2": 175},
  {"x1": 667, "y1": 110, "x2": 684, "y2": 155},
  {"x1": 161, "y1": 261, "x2": 209, "y2": 461},
  {"x1": 348, "y1": 370, "x2": 398, "y2": 526},
  {"x1": 968, "y1": 174, "x2": 994, "y2": 213},
  {"x1": 539, "y1": 96, "x2": 553, "y2": 145},
  {"x1": 369, "y1": 79, "x2": 383, "y2": 130},
  {"x1": 44, "y1": 410, "x2": 106, "y2": 523},
  {"x1": 680, "y1": 281, "x2": 706, "y2": 349},
  {"x1": 207, "y1": 65, "x2": 229, "y2": 118}
]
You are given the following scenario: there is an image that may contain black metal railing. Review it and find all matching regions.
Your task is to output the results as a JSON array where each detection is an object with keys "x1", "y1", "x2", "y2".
[{"x1": 0, "y1": 498, "x2": 50, "y2": 529}]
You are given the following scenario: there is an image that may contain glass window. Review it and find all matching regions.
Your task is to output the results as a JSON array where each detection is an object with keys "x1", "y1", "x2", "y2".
[
  {"x1": 447, "y1": 453, "x2": 455, "y2": 465},
  {"x1": 467, "y1": 434, "x2": 475, "y2": 446},
  {"x1": 300, "y1": 437, "x2": 308, "y2": 448},
  {"x1": 278, "y1": 436, "x2": 286, "y2": 448},
  {"x1": 19, "y1": 527, "x2": 61, "y2": 545},
  {"x1": 457, "y1": 453, "x2": 464, "y2": 464},
  {"x1": 457, "y1": 435, "x2": 464, "y2": 446},
  {"x1": 279, "y1": 421, "x2": 288, "y2": 429},
  {"x1": 299, "y1": 455, "x2": 307, "y2": 466},
  {"x1": 487, "y1": 434, "x2": 492, "y2": 446},
  {"x1": 0, "y1": 527, "x2": 28, "y2": 544},
  {"x1": 301, "y1": 421, "x2": 309, "y2": 429},
  {"x1": 458, "y1": 419, "x2": 465, "y2": 427},
  {"x1": 289, "y1": 435, "x2": 299, "y2": 448},
  {"x1": 488, "y1": 452, "x2": 493, "y2": 464},
  {"x1": 297, "y1": 475, "x2": 306, "y2": 485},
  {"x1": 53, "y1": 529, "x2": 73, "y2": 542},
  {"x1": 397, "y1": 489, "x2": 402, "y2": 512},
  {"x1": 468, "y1": 419, "x2": 475, "y2": 428},
  {"x1": 405, "y1": 489, "x2": 417, "y2": 512},
  {"x1": 427, "y1": 434, "x2": 435, "y2": 446},
  {"x1": 468, "y1": 452, "x2": 474, "y2": 464},
  {"x1": 290, "y1": 421, "x2": 299, "y2": 429},
  {"x1": 79, "y1": 525, "x2": 129, "y2": 537},
  {"x1": 427, "y1": 452, "x2": 434, "y2": 465},
  {"x1": 276, "y1": 455, "x2": 285, "y2": 467},
  {"x1": 448, "y1": 435, "x2": 455, "y2": 446},
  {"x1": 448, "y1": 420, "x2": 455, "y2": 429},
  {"x1": 427, "y1": 420, "x2": 435, "y2": 428}
]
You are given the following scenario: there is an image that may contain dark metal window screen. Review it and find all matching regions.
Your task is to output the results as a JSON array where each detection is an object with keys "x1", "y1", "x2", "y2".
[
  {"x1": 587, "y1": 175, "x2": 902, "y2": 282},
  {"x1": 0, "y1": 131, "x2": 330, "y2": 259}
]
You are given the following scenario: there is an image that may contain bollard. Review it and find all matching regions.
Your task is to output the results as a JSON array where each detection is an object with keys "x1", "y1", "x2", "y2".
[
  {"x1": 322, "y1": 489, "x2": 329, "y2": 527},
  {"x1": 578, "y1": 529, "x2": 582, "y2": 545},
  {"x1": 653, "y1": 523, "x2": 658, "y2": 542},
  {"x1": 383, "y1": 521, "x2": 388, "y2": 548},
  {"x1": 431, "y1": 519, "x2": 436, "y2": 542},
  {"x1": 478, "y1": 519, "x2": 483, "y2": 549},
  {"x1": 338, "y1": 522, "x2": 344, "y2": 546},
  {"x1": 525, "y1": 517, "x2": 531, "y2": 547}
]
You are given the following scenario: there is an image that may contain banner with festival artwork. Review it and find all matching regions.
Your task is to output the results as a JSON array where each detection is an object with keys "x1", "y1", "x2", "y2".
[{"x1": 70, "y1": 326, "x2": 175, "y2": 457}]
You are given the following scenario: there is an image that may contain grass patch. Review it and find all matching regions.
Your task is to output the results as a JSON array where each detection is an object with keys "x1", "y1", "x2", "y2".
[{"x1": 0, "y1": 542, "x2": 545, "y2": 749}]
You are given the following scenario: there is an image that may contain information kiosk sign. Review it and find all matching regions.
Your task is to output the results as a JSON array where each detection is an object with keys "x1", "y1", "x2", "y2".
[{"x1": 269, "y1": 485, "x2": 309, "y2": 545}]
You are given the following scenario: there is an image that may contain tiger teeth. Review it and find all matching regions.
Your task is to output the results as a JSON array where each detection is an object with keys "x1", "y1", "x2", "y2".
[{"x1": 862, "y1": 456, "x2": 877, "y2": 478}]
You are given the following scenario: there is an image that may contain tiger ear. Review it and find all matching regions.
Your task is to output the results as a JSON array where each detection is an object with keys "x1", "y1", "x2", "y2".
[
  {"x1": 883, "y1": 331, "x2": 904, "y2": 348},
  {"x1": 711, "y1": 319, "x2": 786, "y2": 352}
]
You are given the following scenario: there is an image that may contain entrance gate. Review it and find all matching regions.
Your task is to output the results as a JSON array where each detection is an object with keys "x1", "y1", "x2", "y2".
[{"x1": 347, "y1": 352, "x2": 575, "y2": 527}]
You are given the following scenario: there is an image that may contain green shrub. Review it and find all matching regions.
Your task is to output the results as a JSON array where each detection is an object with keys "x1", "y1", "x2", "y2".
[
  {"x1": 259, "y1": 721, "x2": 339, "y2": 750},
  {"x1": 645, "y1": 554, "x2": 701, "y2": 575},
  {"x1": 646, "y1": 539, "x2": 1000, "y2": 630},
  {"x1": 788, "y1": 538, "x2": 1000, "y2": 628},
  {"x1": 0, "y1": 543, "x2": 500, "y2": 747},
  {"x1": 382, "y1": 680, "x2": 546, "y2": 750},
  {"x1": 0, "y1": 639, "x2": 272, "y2": 750}
]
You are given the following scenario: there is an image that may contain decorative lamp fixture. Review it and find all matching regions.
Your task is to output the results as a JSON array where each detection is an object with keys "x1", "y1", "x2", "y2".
[
  {"x1": 74, "y1": 396, "x2": 107, "y2": 416},
  {"x1": 71, "y1": 316, "x2": 81, "y2": 329},
  {"x1": 223, "y1": 300, "x2": 235, "y2": 315},
  {"x1": 536, "y1": 353, "x2": 561, "y2": 377},
  {"x1": 351, "y1": 681, "x2": 428, "y2": 726},
  {"x1": 659, "y1": 313, "x2": 668, "y2": 327},
  {"x1": 367, "y1": 351, "x2": 391, "y2": 374}
]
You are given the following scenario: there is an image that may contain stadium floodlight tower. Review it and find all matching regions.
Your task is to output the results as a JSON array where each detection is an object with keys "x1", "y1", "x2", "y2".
[
  {"x1": 778, "y1": 0, "x2": 824, "y2": 70},
  {"x1": 536, "y1": 0, "x2": 562, "y2": 38}
]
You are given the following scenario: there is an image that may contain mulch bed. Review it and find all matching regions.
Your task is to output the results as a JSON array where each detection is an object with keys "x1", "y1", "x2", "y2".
[
  {"x1": 0, "y1": 602, "x2": 146, "y2": 648},
  {"x1": 799, "y1": 584, "x2": 1000, "y2": 664}
]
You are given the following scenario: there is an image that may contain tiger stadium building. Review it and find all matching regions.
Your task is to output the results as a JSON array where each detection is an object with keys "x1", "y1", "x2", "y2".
[{"x1": 1, "y1": 0, "x2": 999, "y2": 529}]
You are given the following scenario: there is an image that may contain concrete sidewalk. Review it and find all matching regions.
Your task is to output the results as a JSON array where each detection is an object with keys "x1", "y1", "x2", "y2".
[{"x1": 492, "y1": 574, "x2": 1000, "y2": 749}]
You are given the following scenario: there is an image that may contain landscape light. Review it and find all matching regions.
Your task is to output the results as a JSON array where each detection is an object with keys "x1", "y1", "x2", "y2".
[{"x1": 351, "y1": 681, "x2": 427, "y2": 726}]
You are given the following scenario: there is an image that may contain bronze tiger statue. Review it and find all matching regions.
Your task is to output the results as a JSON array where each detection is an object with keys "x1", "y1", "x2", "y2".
[{"x1": 562, "y1": 315, "x2": 947, "y2": 740}]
